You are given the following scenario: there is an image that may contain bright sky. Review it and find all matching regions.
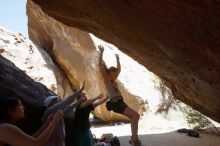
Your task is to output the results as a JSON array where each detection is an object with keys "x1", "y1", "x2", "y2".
[{"x1": 0, "y1": 0, "x2": 28, "y2": 37}]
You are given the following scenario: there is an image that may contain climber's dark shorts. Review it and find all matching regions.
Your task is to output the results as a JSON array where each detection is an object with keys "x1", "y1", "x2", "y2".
[{"x1": 106, "y1": 96, "x2": 128, "y2": 114}]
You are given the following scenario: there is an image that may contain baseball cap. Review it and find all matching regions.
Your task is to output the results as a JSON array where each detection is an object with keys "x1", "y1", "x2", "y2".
[{"x1": 44, "y1": 96, "x2": 59, "y2": 106}]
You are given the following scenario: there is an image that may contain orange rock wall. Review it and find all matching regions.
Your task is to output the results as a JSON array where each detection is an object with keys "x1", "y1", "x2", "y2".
[
  {"x1": 27, "y1": 1, "x2": 146, "y2": 122},
  {"x1": 29, "y1": 0, "x2": 220, "y2": 122}
]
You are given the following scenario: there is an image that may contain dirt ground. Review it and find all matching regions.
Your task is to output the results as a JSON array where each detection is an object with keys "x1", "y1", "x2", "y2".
[{"x1": 118, "y1": 131, "x2": 220, "y2": 146}]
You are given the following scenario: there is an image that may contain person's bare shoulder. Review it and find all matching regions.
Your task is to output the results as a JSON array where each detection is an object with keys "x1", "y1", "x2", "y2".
[
  {"x1": 0, "y1": 123, "x2": 17, "y2": 141},
  {"x1": 0, "y1": 123, "x2": 20, "y2": 133},
  {"x1": 0, "y1": 123, "x2": 13, "y2": 129}
]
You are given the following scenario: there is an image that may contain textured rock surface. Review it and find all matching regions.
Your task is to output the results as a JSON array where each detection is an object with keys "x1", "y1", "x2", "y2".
[
  {"x1": 27, "y1": 1, "x2": 146, "y2": 122},
  {"x1": 0, "y1": 27, "x2": 73, "y2": 97},
  {"x1": 29, "y1": 0, "x2": 220, "y2": 122}
]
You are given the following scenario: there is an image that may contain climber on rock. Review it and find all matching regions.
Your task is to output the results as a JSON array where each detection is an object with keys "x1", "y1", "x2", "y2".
[{"x1": 98, "y1": 45, "x2": 143, "y2": 146}]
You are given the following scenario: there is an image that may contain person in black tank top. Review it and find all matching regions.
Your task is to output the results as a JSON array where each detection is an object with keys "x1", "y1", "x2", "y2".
[
  {"x1": 99, "y1": 45, "x2": 143, "y2": 146},
  {"x1": 72, "y1": 92, "x2": 109, "y2": 146}
]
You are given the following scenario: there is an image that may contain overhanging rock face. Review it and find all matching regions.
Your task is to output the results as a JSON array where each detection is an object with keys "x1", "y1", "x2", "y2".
[
  {"x1": 27, "y1": 1, "x2": 146, "y2": 122},
  {"x1": 29, "y1": 0, "x2": 220, "y2": 122}
]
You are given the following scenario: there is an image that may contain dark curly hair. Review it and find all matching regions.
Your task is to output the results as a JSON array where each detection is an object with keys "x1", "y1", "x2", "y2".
[{"x1": 0, "y1": 97, "x2": 20, "y2": 122}]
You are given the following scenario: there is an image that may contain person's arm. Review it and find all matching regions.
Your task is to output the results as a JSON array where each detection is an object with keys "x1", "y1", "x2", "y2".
[
  {"x1": 79, "y1": 94, "x2": 104, "y2": 108},
  {"x1": 32, "y1": 114, "x2": 54, "y2": 137},
  {"x1": 115, "y1": 54, "x2": 121, "y2": 78},
  {"x1": 79, "y1": 94, "x2": 108, "y2": 109},
  {"x1": 64, "y1": 80, "x2": 85, "y2": 105},
  {"x1": 98, "y1": 45, "x2": 108, "y2": 76},
  {"x1": 32, "y1": 118, "x2": 49, "y2": 138},
  {"x1": 63, "y1": 101, "x2": 80, "y2": 116},
  {"x1": 42, "y1": 82, "x2": 85, "y2": 120},
  {"x1": 92, "y1": 95, "x2": 110, "y2": 108},
  {"x1": 0, "y1": 110, "x2": 63, "y2": 146},
  {"x1": 79, "y1": 98, "x2": 97, "y2": 108}
]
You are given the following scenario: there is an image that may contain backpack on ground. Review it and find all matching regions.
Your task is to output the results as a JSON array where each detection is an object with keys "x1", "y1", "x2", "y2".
[{"x1": 93, "y1": 133, "x2": 120, "y2": 146}]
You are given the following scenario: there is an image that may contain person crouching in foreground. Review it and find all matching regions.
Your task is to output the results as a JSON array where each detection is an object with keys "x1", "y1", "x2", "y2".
[
  {"x1": 0, "y1": 97, "x2": 63, "y2": 146},
  {"x1": 42, "y1": 81, "x2": 85, "y2": 146}
]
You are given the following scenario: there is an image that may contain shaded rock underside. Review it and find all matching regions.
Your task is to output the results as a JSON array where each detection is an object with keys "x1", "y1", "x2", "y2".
[{"x1": 30, "y1": 0, "x2": 220, "y2": 122}]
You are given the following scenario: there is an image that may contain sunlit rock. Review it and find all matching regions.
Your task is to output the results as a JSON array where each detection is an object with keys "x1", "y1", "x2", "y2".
[
  {"x1": 27, "y1": 1, "x2": 147, "y2": 122},
  {"x1": 0, "y1": 26, "x2": 73, "y2": 97},
  {"x1": 29, "y1": 0, "x2": 220, "y2": 122}
]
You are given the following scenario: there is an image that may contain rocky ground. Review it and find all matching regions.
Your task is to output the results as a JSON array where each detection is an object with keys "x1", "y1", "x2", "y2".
[{"x1": 91, "y1": 122, "x2": 220, "y2": 146}]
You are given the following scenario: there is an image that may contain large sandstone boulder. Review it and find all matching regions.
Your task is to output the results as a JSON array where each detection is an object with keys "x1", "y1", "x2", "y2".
[
  {"x1": 29, "y1": 0, "x2": 220, "y2": 122},
  {"x1": 27, "y1": 1, "x2": 146, "y2": 122}
]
